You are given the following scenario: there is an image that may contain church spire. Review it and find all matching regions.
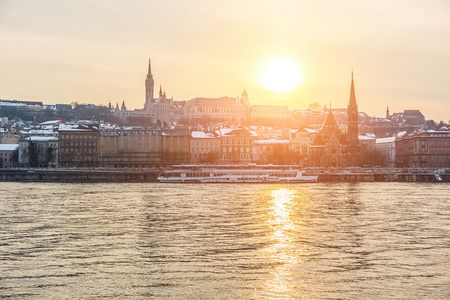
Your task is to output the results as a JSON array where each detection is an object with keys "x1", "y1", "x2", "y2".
[
  {"x1": 147, "y1": 58, "x2": 152, "y2": 77},
  {"x1": 347, "y1": 70, "x2": 360, "y2": 166},
  {"x1": 349, "y1": 70, "x2": 357, "y2": 109},
  {"x1": 145, "y1": 57, "x2": 155, "y2": 108}
]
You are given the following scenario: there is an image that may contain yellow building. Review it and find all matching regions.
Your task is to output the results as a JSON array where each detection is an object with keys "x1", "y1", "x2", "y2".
[
  {"x1": 190, "y1": 131, "x2": 221, "y2": 163},
  {"x1": 0, "y1": 130, "x2": 19, "y2": 144},
  {"x1": 218, "y1": 128, "x2": 257, "y2": 163}
]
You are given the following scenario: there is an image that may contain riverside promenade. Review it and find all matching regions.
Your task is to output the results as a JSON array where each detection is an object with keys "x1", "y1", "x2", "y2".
[{"x1": 0, "y1": 167, "x2": 448, "y2": 183}]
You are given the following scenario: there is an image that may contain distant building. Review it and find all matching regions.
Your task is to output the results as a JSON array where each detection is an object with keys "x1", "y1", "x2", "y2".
[
  {"x1": 395, "y1": 130, "x2": 450, "y2": 168},
  {"x1": 254, "y1": 139, "x2": 291, "y2": 164},
  {"x1": 376, "y1": 137, "x2": 396, "y2": 168},
  {"x1": 308, "y1": 106, "x2": 347, "y2": 167},
  {"x1": 58, "y1": 124, "x2": 100, "y2": 167},
  {"x1": 184, "y1": 93, "x2": 248, "y2": 124},
  {"x1": 402, "y1": 110, "x2": 425, "y2": 126},
  {"x1": 249, "y1": 105, "x2": 290, "y2": 119},
  {"x1": 389, "y1": 109, "x2": 426, "y2": 126},
  {"x1": 98, "y1": 127, "x2": 189, "y2": 168},
  {"x1": 141, "y1": 59, "x2": 184, "y2": 127},
  {"x1": 1, "y1": 130, "x2": 19, "y2": 144},
  {"x1": 99, "y1": 128, "x2": 162, "y2": 168},
  {"x1": 190, "y1": 131, "x2": 221, "y2": 164},
  {"x1": 308, "y1": 73, "x2": 361, "y2": 168},
  {"x1": 18, "y1": 137, "x2": 58, "y2": 168},
  {"x1": 0, "y1": 144, "x2": 19, "y2": 168},
  {"x1": 217, "y1": 128, "x2": 257, "y2": 164},
  {"x1": 359, "y1": 134, "x2": 376, "y2": 166},
  {"x1": 291, "y1": 128, "x2": 317, "y2": 164},
  {"x1": 160, "y1": 129, "x2": 190, "y2": 166}
]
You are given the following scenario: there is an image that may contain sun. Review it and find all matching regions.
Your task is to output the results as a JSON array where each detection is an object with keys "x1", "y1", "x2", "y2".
[{"x1": 259, "y1": 59, "x2": 303, "y2": 93}]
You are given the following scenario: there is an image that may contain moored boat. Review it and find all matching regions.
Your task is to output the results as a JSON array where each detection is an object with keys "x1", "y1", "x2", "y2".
[{"x1": 157, "y1": 164, "x2": 318, "y2": 183}]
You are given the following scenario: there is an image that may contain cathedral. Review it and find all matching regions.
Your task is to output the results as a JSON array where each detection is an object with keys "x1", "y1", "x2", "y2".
[
  {"x1": 308, "y1": 72, "x2": 360, "y2": 167},
  {"x1": 144, "y1": 58, "x2": 182, "y2": 126}
]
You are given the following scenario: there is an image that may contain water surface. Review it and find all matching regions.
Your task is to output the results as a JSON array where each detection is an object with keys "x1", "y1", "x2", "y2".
[{"x1": 1, "y1": 182, "x2": 449, "y2": 298}]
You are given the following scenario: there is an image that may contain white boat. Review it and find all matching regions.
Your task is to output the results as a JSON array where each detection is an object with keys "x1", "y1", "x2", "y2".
[
  {"x1": 157, "y1": 164, "x2": 318, "y2": 183},
  {"x1": 434, "y1": 172, "x2": 443, "y2": 182}
]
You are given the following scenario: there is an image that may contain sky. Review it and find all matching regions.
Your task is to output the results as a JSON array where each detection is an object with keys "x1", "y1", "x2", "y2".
[{"x1": 0, "y1": 0, "x2": 449, "y2": 122}]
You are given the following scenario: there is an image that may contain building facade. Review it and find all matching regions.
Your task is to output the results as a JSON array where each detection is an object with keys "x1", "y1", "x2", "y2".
[
  {"x1": 18, "y1": 137, "x2": 58, "y2": 168},
  {"x1": 249, "y1": 105, "x2": 290, "y2": 119},
  {"x1": 0, "y1": 144, "x2": 18, "y2": 168},
  {"x1": 395, "y1": 130, "x2": 450, "y2": 168},
  {"x1": 375, "y1": 137, "x2": 396, "y2": 168},
  {"x1": 58, "y1": 124, "x2": 100, "y2": 167},
  {"x1": 218, "y1": 128, "x2": 257, "y2": 164},
  {"x1": 308, "y1": 107, "x2": 347, "y2": 168},
  {"x1": 99, "y1": 127, "x2": 190, "y2": 168},
  {"x1": 190, "y1": 131, "x2": 221, "y2": 163}
]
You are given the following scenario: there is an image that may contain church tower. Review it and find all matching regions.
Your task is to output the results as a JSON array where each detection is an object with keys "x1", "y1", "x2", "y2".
[
  {"x1": 145, "y1": 58, "x2": 154, "y2": 110},
  {"x1": 347, "y1": 71, "x2": 360, "y2": 166}
]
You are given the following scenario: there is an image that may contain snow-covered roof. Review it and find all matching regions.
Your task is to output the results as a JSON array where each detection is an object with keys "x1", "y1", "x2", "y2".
[
  {"x1": 303, "y1": 128, "x2": 318, "y2": 133},
  {"x1": 39, "y1": 120, "x2": 61, "y2": 125},
  {"x1": 376, "y1": 137, "x2": 396, "y2": 143},
  {"x1": 20, "y1": 129, "x2": 57, "y2": 135},
  {"x1": 191, "y1": 131, "x2": 218, "y2": 138},
  {"x1": 358, "y1": 135, "x2": 376, "y2": 140},
  {"x1": 28, "y1": 136, "x2": 58, "y2": 142},
  {"x1": 58, "y1": 124, "x2": 98, "y2": 131},
  {"x1": 0, "y1": 144, "x2": 19, "y2": 151},
  {"x1": 0, "y1": 101, "x2": 26, "y2": 107},
  {"x1": 255, "y1": 139, "x2": 290, "y2": 145}
]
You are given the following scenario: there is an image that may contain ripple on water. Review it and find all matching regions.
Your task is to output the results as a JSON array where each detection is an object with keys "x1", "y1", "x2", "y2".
[{"x1": 0, "y1": 182, "x2": 449, "y2": 299}]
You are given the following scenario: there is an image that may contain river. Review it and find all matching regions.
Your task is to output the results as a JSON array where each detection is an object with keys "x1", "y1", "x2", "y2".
[{"x1": 1, "y1": 182, "x2": 449, "y2": 299}]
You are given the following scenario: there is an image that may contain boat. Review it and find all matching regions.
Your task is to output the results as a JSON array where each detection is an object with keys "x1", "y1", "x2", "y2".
[
  {"x1": 434, "y1": 171, "x2": 443, "y2": 182},
  {"x1": 157, "y1": 164, "x2": 318, "y2": 183}
]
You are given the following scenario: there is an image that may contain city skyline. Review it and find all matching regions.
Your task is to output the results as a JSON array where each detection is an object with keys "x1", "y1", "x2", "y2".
[{"x1": 0, "y1": 0, "x2": 449, "y2": 122}]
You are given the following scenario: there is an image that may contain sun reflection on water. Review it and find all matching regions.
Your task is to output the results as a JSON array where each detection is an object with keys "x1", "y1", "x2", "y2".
[{"x1": 264, "y1": 187, "x2": 308, "y2": 297}]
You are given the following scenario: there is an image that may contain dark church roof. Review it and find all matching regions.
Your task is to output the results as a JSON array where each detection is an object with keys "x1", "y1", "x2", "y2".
[
  {"x1": 321, "y1": 107, "x2": 340, "y2": 132},
  {"x1": 403, "y1": 110, "x2": 424, "y2": 117}
]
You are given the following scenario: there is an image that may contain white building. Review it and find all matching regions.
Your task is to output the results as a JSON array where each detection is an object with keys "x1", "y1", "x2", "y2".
[{"x1": 376, "y1": 136, "x2": 396, "y2": 168}]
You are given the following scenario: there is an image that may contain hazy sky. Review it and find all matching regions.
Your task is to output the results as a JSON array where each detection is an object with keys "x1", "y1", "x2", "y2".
[{"x1": 1, "y1": 0, "x2": 449, "y2": 121}]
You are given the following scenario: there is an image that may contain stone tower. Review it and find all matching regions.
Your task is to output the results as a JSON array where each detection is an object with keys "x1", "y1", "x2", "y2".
[
  {"x1": 145, "y1": 58, "x2": 154, "y2": 110},
  {"x1": 347, "y1": 71, "x2": 360, "y2": 166}
]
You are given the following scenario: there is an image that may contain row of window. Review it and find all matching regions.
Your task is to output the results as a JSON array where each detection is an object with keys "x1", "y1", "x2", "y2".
[
  {"x1": 191, "y1": 148, "x2": 220, "y2": 153},
  {"x1": 429, "y1": 156, "x2": 449, "y2": 160},
  {"x1": 60, "y1": 134, "x2": 96, "y2": 140},
  {"x1": 222, "y1": 140, "x2": 252, "y2": 145},
  {"x1": 192, "y1": 141, "x2": 219, "y2": 146},
  {"x1": 61, "y1": 148, "x2": 97, "y2": 154},
  {"x1": 61, "y1": 141, "x2": 97, "y2": 147},
  {"x1": 223, "y1": 146, "x2": 251, "y2": 153},
  {"x1": 430, "y1": 140, "x2": 449, "y2": 146},
  {"x1": 430, "y1": 148, "x2": 450, "y2": 153},
  {"x1": 222, "y1": 154, "x2": 251, "y2": 160},
  {"x1": 101, "y1": 131, "x2": 161, "y2": 136}
]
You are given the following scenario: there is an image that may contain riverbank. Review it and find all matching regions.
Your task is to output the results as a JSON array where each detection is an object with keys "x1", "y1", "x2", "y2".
[{"x1": 0, "y1": 168, "x2": 448, "y2": 183}]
